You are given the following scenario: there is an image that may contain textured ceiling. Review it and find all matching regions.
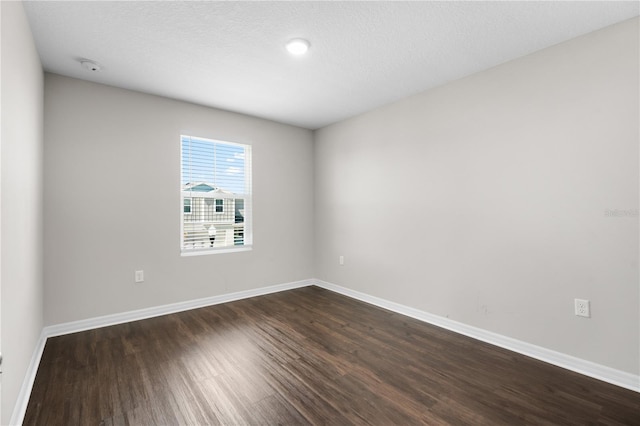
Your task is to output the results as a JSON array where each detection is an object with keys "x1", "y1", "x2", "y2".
[{"x1": 23, "y1": 1, "x2": 639, "y2": 130}]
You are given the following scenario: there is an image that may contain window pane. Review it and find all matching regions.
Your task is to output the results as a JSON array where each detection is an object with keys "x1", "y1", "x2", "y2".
[{"x1": 181, "y1": 135, "x2": 252, "y2": 253}]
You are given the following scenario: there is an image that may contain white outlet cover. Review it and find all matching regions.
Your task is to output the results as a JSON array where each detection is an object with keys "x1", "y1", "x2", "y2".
[{"x1": 574, "y1": 299, "x2": 590, "y2": 317}]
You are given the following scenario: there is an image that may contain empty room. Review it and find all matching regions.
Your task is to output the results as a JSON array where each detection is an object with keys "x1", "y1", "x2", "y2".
[{"x1": 2, "y1": 1, "x2": 639, "y2": 424}]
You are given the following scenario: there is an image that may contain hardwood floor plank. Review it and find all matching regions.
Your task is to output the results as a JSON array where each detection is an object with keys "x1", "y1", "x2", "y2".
[{"x1": 24, "y1": 286, "x2": 640, "y2": 425}]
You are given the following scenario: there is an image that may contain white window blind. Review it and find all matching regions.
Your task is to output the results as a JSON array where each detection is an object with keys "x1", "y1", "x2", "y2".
[{"x1": 181, "y1": 135, "x2": 252, "y2": 254}]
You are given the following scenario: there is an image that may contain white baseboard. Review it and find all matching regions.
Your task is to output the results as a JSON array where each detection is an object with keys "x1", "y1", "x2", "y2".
[
  {"x1": 9, "y1": 279, "x2": 313, "y2": 425},
  {"x1": 9, "y1": 330, "x2": 47, "y2": 426},
  {"x1": 44, "y1": 279, "x2": 314, "y2": 337},
  {"x1": 313, "y1": 279, "x2": 640, "y2": 393}
]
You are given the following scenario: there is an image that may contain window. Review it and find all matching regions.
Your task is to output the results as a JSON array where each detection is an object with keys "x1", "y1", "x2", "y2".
[{"x1": 181, "y1": 135, "x2": 252, "y2": 254}]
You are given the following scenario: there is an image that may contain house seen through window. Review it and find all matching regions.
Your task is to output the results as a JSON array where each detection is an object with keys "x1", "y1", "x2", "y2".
[{"x1": 181, "y1": 135, "x2": 252, "y2": 254}]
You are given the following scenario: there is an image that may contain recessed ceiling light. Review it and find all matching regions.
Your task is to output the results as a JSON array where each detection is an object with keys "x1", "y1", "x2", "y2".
[
  {"x1": 80, "y1": 60, "x2": 101, "y2": 72},
  {"x1": 286, "y1": 38, "x2": 310, "y2": 56}
]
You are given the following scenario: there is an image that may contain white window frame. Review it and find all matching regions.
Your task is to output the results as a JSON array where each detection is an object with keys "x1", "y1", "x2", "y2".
[
  {"x1": 180, "y1": 135, "x2": 252, "y2": 256},
  {"x1": 183, "y1": 197, "x2": 192, "y2": 215}
]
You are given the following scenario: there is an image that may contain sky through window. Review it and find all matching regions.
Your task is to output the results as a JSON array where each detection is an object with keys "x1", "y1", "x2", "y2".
[{"x1": 181, "y1": 136, "x2": 247, "y2": 194}]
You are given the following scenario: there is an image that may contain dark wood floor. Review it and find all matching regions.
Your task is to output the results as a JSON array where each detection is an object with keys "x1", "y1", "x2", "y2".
[{"x1": 24, "y1": 286, "x2": 640, "y2": 425}]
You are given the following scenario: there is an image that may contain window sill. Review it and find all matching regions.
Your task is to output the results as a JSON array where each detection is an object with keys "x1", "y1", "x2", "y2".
[{"x1": 181, "y1": 245, "x2": 252, "y2": 256}]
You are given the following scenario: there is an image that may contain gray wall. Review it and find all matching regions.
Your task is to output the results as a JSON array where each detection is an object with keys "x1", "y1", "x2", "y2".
[
  {"x1": 314, "y1": 18, "x2": 639, "y2": 374},
  {"x1": 44, "y1": 74, "x2": 314, "y2": 325},
  {"x1": 1, "y1": 2, "x2": 44, "y2": 423}
]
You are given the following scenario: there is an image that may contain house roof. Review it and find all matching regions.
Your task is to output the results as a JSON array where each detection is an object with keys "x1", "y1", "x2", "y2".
[
  {"x1": 183, "y1": 182, "x2": 234, "y2": 195},
  {"x1": 183, "y1": 182, "x2": 217, "y2": 193}
]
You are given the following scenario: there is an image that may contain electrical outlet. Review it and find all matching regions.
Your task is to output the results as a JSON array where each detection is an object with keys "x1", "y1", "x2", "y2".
[
  {"x1": 339, "y1": 255, "x2": 344, "y2": 265},
  {"x1": 135, "y1": 270, "x2": 144, "y2": 283},
  {"x1": 574, "y1": 299, "x2": 590, "y2": 317}
]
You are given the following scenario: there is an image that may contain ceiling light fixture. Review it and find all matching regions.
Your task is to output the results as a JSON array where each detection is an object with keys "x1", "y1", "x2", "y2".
[
  {"x1": 286, "y1": 38, "x2": 310, "y2": 56},
  {"x1": 80, "y1": 59, "x2": 101, "y2": 72}
]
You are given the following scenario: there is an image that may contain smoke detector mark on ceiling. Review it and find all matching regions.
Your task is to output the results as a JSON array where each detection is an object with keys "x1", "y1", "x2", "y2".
[{"x1": 80, "y1": 60, "x2": 101, "y2": 72}]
